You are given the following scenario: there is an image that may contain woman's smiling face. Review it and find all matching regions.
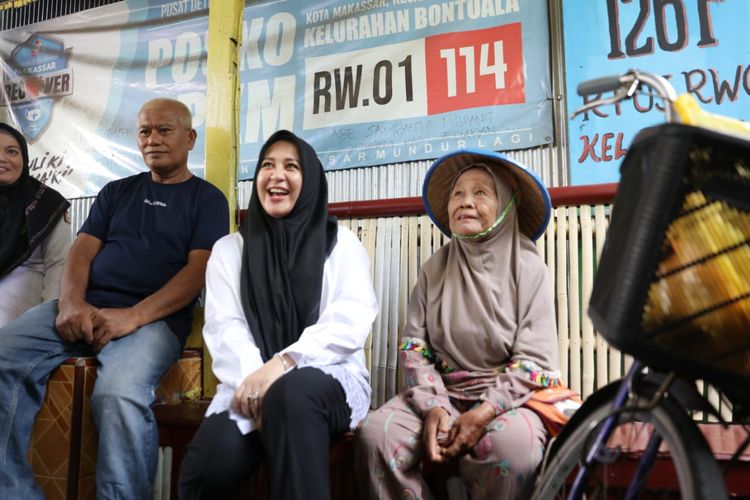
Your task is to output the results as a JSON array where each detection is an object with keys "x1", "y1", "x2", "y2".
[
  {"x1": 0, "y1": 131, "x2": 24, "y2": 186},
  {"x1": 256, "y1": 140, "x2": 303, "y2": 218}
]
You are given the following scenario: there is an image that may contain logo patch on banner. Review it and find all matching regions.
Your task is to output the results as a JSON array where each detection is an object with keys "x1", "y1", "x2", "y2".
[{"x1": 1, "y1": 34, "x2": 73, "y2": 142}]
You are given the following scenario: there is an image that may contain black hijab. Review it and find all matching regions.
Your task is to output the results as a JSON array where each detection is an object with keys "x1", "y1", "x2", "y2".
[
  {"x1": 240, "y1": 130, "x2": 338, "y2": 361},
  {"x1": 0, "y1": 122, "x2": 69, "y2": 278}
]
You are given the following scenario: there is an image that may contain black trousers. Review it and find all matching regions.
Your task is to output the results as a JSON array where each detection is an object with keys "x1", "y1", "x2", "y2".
[{"x1": 179, "y1": 367, "x2": 352, "y2": 500}]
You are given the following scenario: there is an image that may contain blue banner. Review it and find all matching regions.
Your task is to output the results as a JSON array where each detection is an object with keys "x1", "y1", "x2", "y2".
[
  {"x1": 236, "y1": 0, "x2": 553, "y2": 178},
  {"x1": 563, "y1": 0, "x2": 750, "y2": 186}
]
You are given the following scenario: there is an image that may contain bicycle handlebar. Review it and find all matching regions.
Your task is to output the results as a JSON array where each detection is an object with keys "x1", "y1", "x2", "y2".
[
  {"x1": 573, "y1": 70, "x2": 678, "y2": 123},
  {"x1": 576, "y1": 75, "x2": 626, "y2": 96}
]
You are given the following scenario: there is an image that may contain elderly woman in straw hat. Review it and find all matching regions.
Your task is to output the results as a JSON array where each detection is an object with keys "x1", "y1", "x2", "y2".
[{"x1": 355, "y1": 149, "x2": 560, "y2": 499}]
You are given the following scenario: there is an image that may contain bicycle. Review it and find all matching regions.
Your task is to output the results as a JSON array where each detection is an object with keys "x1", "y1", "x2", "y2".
[{"x1": 531, "y1": 69, "x2": 750, "y2": 499}]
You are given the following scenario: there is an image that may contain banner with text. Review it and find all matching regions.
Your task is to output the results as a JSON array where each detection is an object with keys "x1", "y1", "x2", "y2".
[
  {"x1": 0, "y1": 0, "x2": 551, "y2": 197},
  {"x1": 237, "y1": 0, "x2": 552, "y2": 178},
  {"x1": 563, "y1": 0, "x2": 750, "y2": 186},
  {"x1": 0, "y1": 0, "x2": 210, "y2": 198}
]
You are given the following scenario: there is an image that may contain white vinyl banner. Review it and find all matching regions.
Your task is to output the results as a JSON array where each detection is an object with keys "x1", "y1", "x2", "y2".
[{"x1": 0, "y1": 1, "x2": 208, "y2": 198}]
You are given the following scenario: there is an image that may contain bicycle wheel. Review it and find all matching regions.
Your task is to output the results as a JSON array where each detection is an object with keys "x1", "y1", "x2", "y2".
[{"x1": 532, "y1": 381, "x2": 727, "y2": 500}]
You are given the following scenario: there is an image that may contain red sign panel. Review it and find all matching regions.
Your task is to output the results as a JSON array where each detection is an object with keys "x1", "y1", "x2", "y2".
[{"x1": 425, "y1": 23, "x2": 525, "y2": 115}]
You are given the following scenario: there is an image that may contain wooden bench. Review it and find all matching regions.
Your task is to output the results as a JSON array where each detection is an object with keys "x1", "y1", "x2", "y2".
[{"x1": 30, "y1": 337, "x2": 203, "y2": 500}]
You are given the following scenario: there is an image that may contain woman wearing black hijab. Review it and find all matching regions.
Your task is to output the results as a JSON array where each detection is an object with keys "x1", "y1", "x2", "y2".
[
  {"x1": 0, "y1": 122, "x2": 70, "y2": 327},
  {"x1": 179, "y1": 130, "x2": 378, "y2": 499}
]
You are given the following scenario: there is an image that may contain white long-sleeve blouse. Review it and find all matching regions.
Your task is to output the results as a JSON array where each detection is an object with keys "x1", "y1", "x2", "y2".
[
  {"x1": 203, "y1": 226, "x2": 378, "y2": 434},
  {"x1": 0, "y1": 215, "x2": 71, "y2": 327}
]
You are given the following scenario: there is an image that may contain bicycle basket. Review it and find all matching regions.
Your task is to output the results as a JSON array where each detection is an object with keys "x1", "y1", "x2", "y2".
[{"x1": 588, "y1": 123, "x2": 750, "y2": 389}]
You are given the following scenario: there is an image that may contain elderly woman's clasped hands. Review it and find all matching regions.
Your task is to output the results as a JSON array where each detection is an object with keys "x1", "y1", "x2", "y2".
[{"x1": 423, "y1": 402, "x2": 496, "y2": 462}]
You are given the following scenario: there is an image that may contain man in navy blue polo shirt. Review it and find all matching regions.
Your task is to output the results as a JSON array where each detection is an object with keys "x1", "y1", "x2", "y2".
[{"x1": 0, "y1": 98, "x2": 229, "y2": 499}]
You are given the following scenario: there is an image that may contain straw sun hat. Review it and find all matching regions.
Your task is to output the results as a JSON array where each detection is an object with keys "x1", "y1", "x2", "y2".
[{"x1": 422, "y1": 149, "x2": 552, "y2": 241}]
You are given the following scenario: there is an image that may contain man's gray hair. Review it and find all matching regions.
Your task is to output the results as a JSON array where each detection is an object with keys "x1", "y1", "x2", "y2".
[{"x1": 138, "y1": 98, "x2": 193, "y2": 129}]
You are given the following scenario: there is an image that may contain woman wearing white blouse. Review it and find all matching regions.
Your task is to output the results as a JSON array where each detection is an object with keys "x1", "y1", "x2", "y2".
[{"x1": 179, "y1": 130, "x2": 378, "y2": 499}]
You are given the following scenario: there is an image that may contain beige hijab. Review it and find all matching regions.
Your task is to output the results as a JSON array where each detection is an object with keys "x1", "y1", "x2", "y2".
[{"x1": 405, "y1": 166, "x2": 558, "y2": 373}]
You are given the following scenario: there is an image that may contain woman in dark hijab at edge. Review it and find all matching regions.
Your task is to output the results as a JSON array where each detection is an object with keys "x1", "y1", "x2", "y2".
[
  {"x1": 0, "y1": 122, "x2": 71, "y2": 327},
  {"x1": 179, "y1": 130, "x2": 378, "y2": 499}
]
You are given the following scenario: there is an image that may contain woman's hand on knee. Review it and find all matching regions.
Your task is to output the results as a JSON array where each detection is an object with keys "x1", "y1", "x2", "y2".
[
  {"x1": 442, "y1": 402, "x2": 496, "y2": 459},
  {"x1": 233, "y1": 356, "x2": 285, "y2": 422},
  {"x1": 423, "y1": 407, "x2": 452, "y2": 463}
]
